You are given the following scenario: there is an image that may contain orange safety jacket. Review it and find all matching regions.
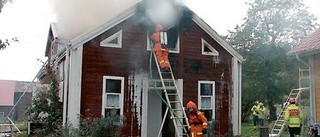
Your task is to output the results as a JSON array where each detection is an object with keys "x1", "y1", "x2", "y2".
[
  {"x1": 150, "y1": 25, "x2": 169, "y2": 69},
  {"x1": 186, "y1": 101, "x2": 208, "y2": 137}
]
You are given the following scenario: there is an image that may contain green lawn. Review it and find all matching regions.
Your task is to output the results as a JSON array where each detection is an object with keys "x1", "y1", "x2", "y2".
[
  {"x1": 241, "y1": 105, "x2": 311, "y2": 137},
  {"x1": 241, "y1": 122, "x2": 261, "y2": 137},
  {"x1": 241, "y1": 121, "x2": 310, "y2": 137}
]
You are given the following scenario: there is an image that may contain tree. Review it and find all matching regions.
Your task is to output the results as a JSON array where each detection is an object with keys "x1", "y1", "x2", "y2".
[
  {"x1": 0, "y1": 0, "x2": 17, "y2": 50},
  {"x1": 26, "y1": 61, "x2": 63, "y2": 135},
  {"x1": 0, "y1": 37, "x2": 18, "y2": 50},
  {"x1": 226, "y1": 0, "x2": 319, "y2": 121}
]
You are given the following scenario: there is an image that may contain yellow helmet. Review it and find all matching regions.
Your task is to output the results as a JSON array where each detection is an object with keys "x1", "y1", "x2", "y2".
[{"x1": 259, "y1": 102, "x2": 263, "y2": 106}]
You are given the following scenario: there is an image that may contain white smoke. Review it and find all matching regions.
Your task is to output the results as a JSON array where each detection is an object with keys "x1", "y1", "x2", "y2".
[
  {"x1": 49, "y1": 0, "x2": 188, "y2": 39},
  {"x1": 145, "y1": 0, "x2": 183, "y2": 27},
  {"x1": 48, "y1": 0, "x2": 140, "y2": 39}
]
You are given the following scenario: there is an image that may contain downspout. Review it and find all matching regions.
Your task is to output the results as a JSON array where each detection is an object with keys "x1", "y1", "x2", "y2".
[
  {"x1": 295, "y1": 54, "x2": 316, "y2": 121},
  {"x1": 63, "y1": 42, "x2": 71, "y2": 126}
]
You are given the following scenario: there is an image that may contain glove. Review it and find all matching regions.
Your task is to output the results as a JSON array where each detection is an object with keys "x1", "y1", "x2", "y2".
[{"x1": 202, "y1": 128, "x2": 207, "y2": 134}]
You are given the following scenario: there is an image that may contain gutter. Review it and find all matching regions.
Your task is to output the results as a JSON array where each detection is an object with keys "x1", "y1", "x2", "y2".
[{"x1": 295, "y1": 54, "x2": 316, "y2": 122}]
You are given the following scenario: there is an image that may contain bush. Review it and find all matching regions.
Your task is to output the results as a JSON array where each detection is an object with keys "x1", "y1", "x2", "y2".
[{"x1": 26, "y1": 63, "x2": 63, "y2": 136}]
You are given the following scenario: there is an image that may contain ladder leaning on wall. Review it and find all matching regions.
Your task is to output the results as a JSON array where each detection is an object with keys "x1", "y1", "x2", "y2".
[
  {"x1": 149, "y1": 45, "x2": 190, "y2": 137},
  {"x1": 269, "y1": 68, "x2": 310, "y2": 137}
]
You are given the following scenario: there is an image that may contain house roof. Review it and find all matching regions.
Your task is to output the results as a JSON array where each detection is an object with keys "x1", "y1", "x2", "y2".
[
  {"x1": 67, "y1": 2, "x2": 244, "y2": 62},
  {"x1": 287, "y1": 28, "x2": 320, "y2": 56}
]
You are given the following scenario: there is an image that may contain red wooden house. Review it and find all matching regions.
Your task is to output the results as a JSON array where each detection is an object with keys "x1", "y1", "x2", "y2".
[{"x1": 41, "y1": 1, "x2": 244, "y2": 136}]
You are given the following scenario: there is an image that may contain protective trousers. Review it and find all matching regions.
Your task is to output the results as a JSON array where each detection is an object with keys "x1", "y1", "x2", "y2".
[
  {"x1": 153, "y1": 42, "x2": 169, "y2": 69},
  {"x1": 190, "y1": 124, "x2": 205, "y2": 137}
]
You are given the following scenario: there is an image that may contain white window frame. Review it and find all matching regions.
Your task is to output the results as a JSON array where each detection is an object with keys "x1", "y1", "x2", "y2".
[
  {"x1": 100, "y1": 30, "x2": 122, "y2": 48},
  {"x1": 0, "y1": 112, "x2": 4, "y2": 119},
  {"x1": 102, "y1": 76, "x2": 124, "y2": 117},
  {"x1": 201, "y1": 38, "x2": 219, "y2": 56},
  {"x1": 58, "y1": 81, "x2": 63, "y2": 102},
  {"x1": 147, "y1": 32, "x2": 180, "y2": 53},
  {"x1": 198, "y1": 81, "x2": 215, "y2": 121}
]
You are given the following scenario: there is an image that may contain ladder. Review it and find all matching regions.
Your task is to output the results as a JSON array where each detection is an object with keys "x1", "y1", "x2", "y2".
[
  {"x1": 269, "y1": 89, "x2": 304, "y2": 136},
  {"x1": 149, "y1": 48, "x2": 190, "y2": 137},
  {"x1": 270, "y1": 68, "x2": 310, "y2": 136}
]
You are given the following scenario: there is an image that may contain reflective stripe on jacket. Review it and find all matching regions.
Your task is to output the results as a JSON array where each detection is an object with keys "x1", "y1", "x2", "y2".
[
  {"x1": 256, "y1": 105, "x2": 266, "y2": 119},
  {"x1": 251, "y1": 105, "x2": 259, "y2": 116},
  {"x1": 284, "y1": 104, "x2": 302, "y2": 127}
]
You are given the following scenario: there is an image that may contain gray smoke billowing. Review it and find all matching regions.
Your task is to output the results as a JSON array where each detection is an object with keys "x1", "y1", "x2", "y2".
[
  {"x1": 49, "y1": 0, "x2": 140, "y2": 39},
  {"x1": 49, "y1": 0, "x2": 187, "y2": 39}
]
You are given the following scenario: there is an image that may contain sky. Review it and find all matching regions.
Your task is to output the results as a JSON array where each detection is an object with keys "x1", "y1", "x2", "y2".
[{"x1": 0, "y1": 0, "x2": 319, "y2": 82}]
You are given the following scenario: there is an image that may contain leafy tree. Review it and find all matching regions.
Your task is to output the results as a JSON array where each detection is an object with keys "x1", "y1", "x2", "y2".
[
  {"x1": 0, "y1": 0, "x2": 17, "y2": 50},
  {"x1": 226, "y1": 0, "x2": 319, "y2": 121},
  {"x1": 0, "y1": 37, "x2": 18, "y2": 50},
  {"x1": 26, "y1": 61, "x2": 63, "y2": 135}
]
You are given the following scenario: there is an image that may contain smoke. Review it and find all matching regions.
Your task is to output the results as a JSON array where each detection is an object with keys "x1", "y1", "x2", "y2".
[
  {"x1": 49, "y1": 0, "x2": 140, "y2": 39},
  {"x1": 144, "y1": 0, "x2": 186, "y2": 28},
  {"x1": 49, "y1": 0, "x2": 188, "y2": 39}
]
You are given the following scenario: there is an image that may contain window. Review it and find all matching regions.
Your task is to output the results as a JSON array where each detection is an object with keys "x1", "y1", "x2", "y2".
[
  {"x1": 100, "y1": 30, "x2": 122, "y2": 48},
  {"x1": 102, "y1": 76, "x2": 124, "y2": 117},
  {"x1": 147, "y1": 27, "x2": 180, "y2": 53},
  {"x1": 59, "y1": 81, "x2": 63, "y2": 102},
  {"x1": 198, "y1": 81, "x2": 215, "y2": 121},
  {"x1": 0, "y1": 112, "x2": 4, "y2": 120},
  {"x1": 201, "y1": 38, "x2": 219, "y2": 56}
]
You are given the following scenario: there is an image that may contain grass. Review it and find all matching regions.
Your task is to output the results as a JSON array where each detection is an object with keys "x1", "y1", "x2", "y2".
[
  {"x1": 241, "y1": 122, "x2": 259, "y2": 137},
  {"x1": 241, "y1": 104, "x2": 311, "y2": 137},
  {"x1": 241, "y1": 121, "x2": 310, "y2": 137}
]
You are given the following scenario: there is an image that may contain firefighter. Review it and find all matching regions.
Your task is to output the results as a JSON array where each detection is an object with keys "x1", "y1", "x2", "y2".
[
  {"x1": 251, "y1": 101, "x2": 259, "y2": 130},
  {"x1": 186, "y1": 101, "x2": 208, "y2": 137},
  {"x1": 256, "y1": 102, "x2": 266, "y2": 127},
  {"x1": 150, "y1": 24, "x2": 170, "y2": 71},
  {"x1": 284, "y1": 98, "x2": 302, "y2": 137}
]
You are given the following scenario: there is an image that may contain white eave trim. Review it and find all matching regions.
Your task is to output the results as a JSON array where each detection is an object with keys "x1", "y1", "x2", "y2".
[
  {"x1": 192, "y1": 15, "x2": 244, "y2": 62},
  {"x1": 69, "y1": 3, "x2": 138, "y2": 49},
  {"x1": 50, "y1": 22, "x2": 59, "y2": 39}
]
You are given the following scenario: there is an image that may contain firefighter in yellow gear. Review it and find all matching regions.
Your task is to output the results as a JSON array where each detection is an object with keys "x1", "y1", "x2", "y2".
[
  {"x1": 284, "y1": 98, "x2": 302, "y2": 137},
  {"x1": 256, "y1": 102, "x2": 266, "y2": 127},
  {"x1": 251, "y1": 101, "x2": 259, "y2": 129}
]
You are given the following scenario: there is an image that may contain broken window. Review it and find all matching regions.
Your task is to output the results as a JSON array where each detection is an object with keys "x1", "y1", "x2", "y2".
[
  {"x1": 100, "y1": 30, "x2": 122, "y2": 48},
  {"x1": 102, "y1": 76, "x2": 124, "y2": 117},
  {"x1": 198, "y1": 81, "x2": 215, "y2": 121},
  {"x1": 201, "y1": 38, "x2": 219, "y2": 56}
]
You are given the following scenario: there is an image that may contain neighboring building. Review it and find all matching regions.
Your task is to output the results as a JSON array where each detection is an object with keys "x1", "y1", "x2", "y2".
[
  {"x1": 40, "y1": 1, "x2": 244, "y2": 136},
  {"x1": 0, "y1": 80, "x2": 33, "y2": 121},
  {"x1": 287, "y1": 28, "x2": 320, "y2": 123}
]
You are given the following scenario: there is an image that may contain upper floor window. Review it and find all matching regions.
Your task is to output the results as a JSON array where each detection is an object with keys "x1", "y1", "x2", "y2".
[
  {"x1": 100, "y1": 30, "x2": 122, "y2": 48},
  {"x1": 198, "y1": 81, "x2": 215, "y2": 121},
  {"x1": 102, "y1": 76, "x2": 124, "y2": 117},
  {"x1": 147, "y1": 26, "x2": 180, "y2": 53},
  {"x1": 201, "y1": 38, "x2": 219, "y2": 56}
]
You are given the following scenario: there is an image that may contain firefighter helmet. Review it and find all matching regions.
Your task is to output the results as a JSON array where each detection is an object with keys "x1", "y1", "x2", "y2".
[
  {"x1": 156, "y1": 25, "x2": 164, "y2": 32},
  {"x1": 259, "y1": 102, "x2": 263, "y2": 106},
  {"x1": 289, "y1": 98, "x2": 296, "y2": 104}
]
